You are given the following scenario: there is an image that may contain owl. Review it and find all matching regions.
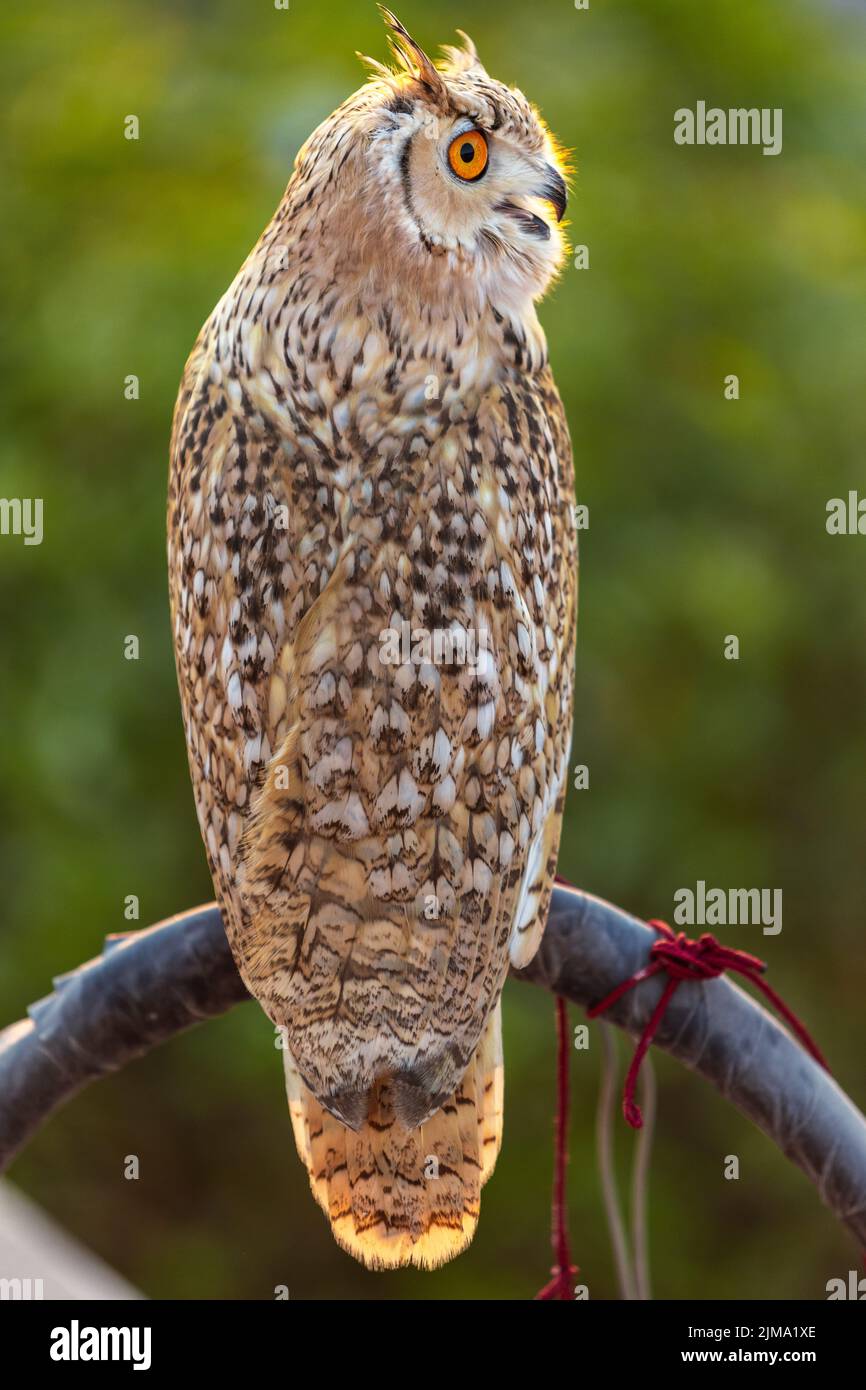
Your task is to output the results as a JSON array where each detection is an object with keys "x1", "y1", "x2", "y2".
[{"x1": 168, "y1": 8, "x2": 577, "y2": 1272}]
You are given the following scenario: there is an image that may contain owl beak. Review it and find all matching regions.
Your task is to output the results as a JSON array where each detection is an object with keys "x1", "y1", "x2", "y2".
[{"x1": 538, "y1": 165, "x2": 568, "y2": 223}]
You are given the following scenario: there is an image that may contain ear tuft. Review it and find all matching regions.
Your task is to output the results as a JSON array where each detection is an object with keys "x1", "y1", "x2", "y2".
[
  {"x1": 440, "y1": 29, "x2": 484, "y2": 75},
  {"x1": 378, "y1": 6, "x2": 448, "y2": 102}
]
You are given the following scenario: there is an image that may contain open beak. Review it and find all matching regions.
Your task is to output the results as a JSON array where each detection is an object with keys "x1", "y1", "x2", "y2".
[{"x1": 538, "y1": 165, "x2": 568, "y2": 223}]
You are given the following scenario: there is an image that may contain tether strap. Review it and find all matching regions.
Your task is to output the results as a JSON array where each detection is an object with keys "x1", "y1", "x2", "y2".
[{"x1": 587, "y1": 919, "x2": 830, "y2": 1129}]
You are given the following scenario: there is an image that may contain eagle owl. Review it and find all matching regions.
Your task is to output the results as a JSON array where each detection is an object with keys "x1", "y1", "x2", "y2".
[{"x1": 168, "y1": 9, "x2": 577, "y2": 1271}]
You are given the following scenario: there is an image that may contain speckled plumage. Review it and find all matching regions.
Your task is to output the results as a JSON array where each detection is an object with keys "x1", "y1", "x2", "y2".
[{"x1": 168, "y1": 11, "x2": 577, "y2": 1270}]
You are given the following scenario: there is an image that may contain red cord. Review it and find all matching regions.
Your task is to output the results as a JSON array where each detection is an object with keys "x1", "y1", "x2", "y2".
[
  {"x1": 535, "y1": 996, "x2": 579, "y2": 1300},
  {"x1": 588, "y1": 919, "x2": 830, "y2": 1128}
]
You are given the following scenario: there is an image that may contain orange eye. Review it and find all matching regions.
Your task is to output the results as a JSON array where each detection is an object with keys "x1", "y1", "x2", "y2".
[{"x1": 448, "y1": 129, "x2": 489, "y2": 182}]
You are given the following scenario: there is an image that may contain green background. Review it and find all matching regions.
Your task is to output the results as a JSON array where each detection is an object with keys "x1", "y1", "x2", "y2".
[{"x1": 1, "y1": 0, "x2": 865, "y2": 1299}]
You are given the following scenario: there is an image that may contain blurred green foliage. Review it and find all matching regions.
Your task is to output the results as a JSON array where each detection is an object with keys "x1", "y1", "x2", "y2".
[{"x1": 1, "y1": 0, "x2": 865, "y2": 1300}]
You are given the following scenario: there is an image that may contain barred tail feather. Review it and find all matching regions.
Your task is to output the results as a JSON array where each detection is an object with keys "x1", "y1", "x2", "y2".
[{"x1": 283, "y1": 1001, "x2": 504, "y2": 1270}]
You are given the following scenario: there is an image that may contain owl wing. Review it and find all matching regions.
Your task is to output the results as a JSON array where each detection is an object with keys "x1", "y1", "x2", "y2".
[
  {"x1": 170, "y1": 334, "x2": 575, "y2": 1263},
  {"x1": 235, "y1": 365, "x2": 576, "y2": 1128},
  {"x1": 505, "y1": 367, "x2": 577, "y2": 970}
]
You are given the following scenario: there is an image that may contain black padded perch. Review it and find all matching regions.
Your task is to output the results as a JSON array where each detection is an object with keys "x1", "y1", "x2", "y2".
[{"x1": 1, "y1": 884, "x2": 865, "y2": 1249}]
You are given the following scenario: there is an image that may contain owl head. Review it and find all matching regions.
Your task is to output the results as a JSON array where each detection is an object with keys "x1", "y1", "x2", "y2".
[{"x1": 280, "y1": 8, "x2": 570, "y2": 315}]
